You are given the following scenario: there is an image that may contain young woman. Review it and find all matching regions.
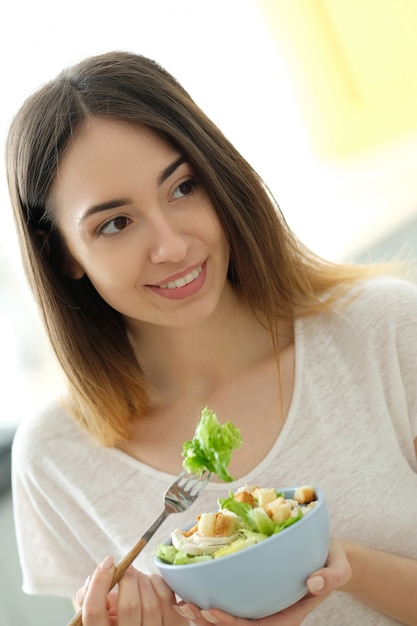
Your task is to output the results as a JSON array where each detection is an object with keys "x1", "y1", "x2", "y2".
[{"x1": 7, "y1": 51, "x2": 417, "y2": 625}]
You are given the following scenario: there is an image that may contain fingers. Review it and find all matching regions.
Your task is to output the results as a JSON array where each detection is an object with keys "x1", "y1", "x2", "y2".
[
  {"x1": 149, "y1": 573, "x2": 177, "y2": 605},
  {"x1": 306, "y1": 538, "x2": 352, "y2": 596},
  {"x1": 173, "y1": 603, "x2": 247, "y2": 625},
  {"x1": 103, "y1": 567, "x2": 166, "y2": 626},
  {"x1": 174, "y1": 603, "x2": 284, "y2": 625},
  {"x1": 174, "y1": 604, "x2": 220, "y2": 625},
  {"x1": 149, "y1": 574, "x2": 178, "y2": 622},
  {"x1": 75, "y1": 575, "x2": 91, "y2": 609},
  {"x1": 149, "y1": 574, "x2": 196, "y2": 625},
  {"x1": 81, "y1": 558, "x2": 144, "y2": 626},
  {"x1": 117, "y1": 567, "x2": 144, "y2": 625},
  {"x1": 82, "y1": 556, "x2": 115, "y2": 625},
  {"x1": 121, "y1": 571, "x2": 191, "y2": 625},
  {"x1": 79, "y1": 561, "x2": 210, "y2": 626}
]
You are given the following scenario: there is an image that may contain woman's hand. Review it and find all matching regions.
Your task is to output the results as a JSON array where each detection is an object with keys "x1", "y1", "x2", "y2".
[
  {"x1": 75, "y1": 556, "x2": 189, "y2": 625},
  {"x1": 174, "y1": 538, "x2": 351, "y2": 625}
]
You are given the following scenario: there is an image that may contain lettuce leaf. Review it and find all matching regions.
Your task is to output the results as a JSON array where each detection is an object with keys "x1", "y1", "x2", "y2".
[
  {"x1": 218, "y1": 493, "x2": 256, "y2": 529},
  {"x1": 182, "y1": 407, "x2": 242, "y2": 482},
  {"x1": 155, "y1": 544, "x2": 211, "y2": 565},
  {"x1": 155, "y1": 544, "x2": 179, "y2": 564}
]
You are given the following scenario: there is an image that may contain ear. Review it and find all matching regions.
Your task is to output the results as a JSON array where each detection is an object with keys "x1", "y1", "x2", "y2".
[
  {"x1": 61, "y1": 245, "x2": 85, "y2": 279},
  {"x1": 65, "y1": 256, "x2": 85, "y2": 280},
  {"x1": 35, "y1": 229, "x2": 50, "y2": 255},
  {"x1": 35, "y1": 229, "x2": 85, "y2": 279}
]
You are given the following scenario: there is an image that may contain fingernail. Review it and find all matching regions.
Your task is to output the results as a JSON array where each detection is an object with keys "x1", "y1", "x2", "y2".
[
  {"x1": 100, "y1": 556, "x2": 115, "y2": 569},
  {"x1": 84, "y1": 575, "x2": 91, "y2": 588},
  {"x1": 201, "y1": 609, "x2": 219, "y2": 623},
  {"x1": 307, "y1": 575, "x2": 325, "y2": 593},
  {"x1": 173, "y1": 604, "x2": 196, "y2": 619}
]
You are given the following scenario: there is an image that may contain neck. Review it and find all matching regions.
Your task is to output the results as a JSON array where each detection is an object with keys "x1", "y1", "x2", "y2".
[{"x1": 126, "y1": 291, "x2": 282, "y2": 404}]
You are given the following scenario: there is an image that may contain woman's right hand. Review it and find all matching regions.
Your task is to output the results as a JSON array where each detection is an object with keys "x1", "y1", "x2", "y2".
[{"x1": 75, "y1": 556, "x2": 189, "y2": 626}]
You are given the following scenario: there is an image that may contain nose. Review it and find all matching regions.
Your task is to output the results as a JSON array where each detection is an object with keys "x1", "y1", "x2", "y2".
[{"x1": 148, "y1": 213, "x2": 188, "y2": 264}]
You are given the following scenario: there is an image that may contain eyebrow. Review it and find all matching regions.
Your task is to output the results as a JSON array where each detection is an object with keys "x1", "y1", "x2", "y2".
[
  {"x1": 78, "y1": 155, "x2": 187, "y2": 226},
  {"x1": 157, "y1": 155, "x2": 187, "y2": 186},
  {"x1": 78, "y1": 198, "x2": 130, "y2": 226}
]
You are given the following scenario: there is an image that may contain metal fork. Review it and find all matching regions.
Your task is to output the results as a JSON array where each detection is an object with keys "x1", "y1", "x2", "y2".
[{"x1": 68, "y1": 469, "x2": 212, "y2": 626}]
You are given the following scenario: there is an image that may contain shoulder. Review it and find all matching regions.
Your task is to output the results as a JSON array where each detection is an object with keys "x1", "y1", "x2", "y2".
[
  {"x1": 347, "y1": 275, "x2": 417, "y2": 306},
  {"x1": 13, "y1": 395, "x2": 79, "y2": 451},
  {"x1": 12, "y1": 395, "x2": 90, "y2": 479},
  {"x1": 339, "y1": 276, "x2": 417, "y2": 330},
  {"x1": 302, "y1": 277, "x2": 417, "y2": 359},
  {"x1": 331, "y1": 277, "x2": 417, "y2": 380}
]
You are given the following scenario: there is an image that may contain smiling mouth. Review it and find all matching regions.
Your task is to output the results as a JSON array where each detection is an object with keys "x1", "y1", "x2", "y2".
[{"x1": 158, "y1": 266, "x2": 203, "y2": 290}]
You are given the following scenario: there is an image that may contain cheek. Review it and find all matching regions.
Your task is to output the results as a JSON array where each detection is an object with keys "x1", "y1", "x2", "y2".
[
  {"x1": 70, "y1": 240, "x2": 138, "y2": 281},
  {"x1": 70, "y1": 255, "x2": 128, "y2": 308},
  {"x1": 200, "y1": 205, "x2": 229, "y2": 253},
  {"x1": 85, "y1": 271, "x2": 133, "y2": 313},
  {"x1": 87, "y1": 260, "x2": 133, "y2": 291},
  {"x1": 212, "y1": 219, "x2": 230, "y2": 262}
]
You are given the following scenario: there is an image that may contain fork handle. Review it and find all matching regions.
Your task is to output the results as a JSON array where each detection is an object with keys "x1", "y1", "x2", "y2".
[{"x1": 67, "y1": 509, "x2": 169, "y2": 626}]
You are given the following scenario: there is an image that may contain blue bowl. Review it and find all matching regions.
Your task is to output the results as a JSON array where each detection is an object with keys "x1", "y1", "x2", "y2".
[{"x1": 155, "y1": 487, "x2": 331, "y2": 619}]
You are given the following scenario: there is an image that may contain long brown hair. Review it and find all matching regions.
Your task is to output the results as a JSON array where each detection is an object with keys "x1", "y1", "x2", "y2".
[{"x1": 6, "y1": 51, "x2": 401, "y2": 446}]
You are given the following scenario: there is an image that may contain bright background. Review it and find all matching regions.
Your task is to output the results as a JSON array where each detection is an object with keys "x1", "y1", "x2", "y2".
[
  {"x1": 0, "y1": 2, "x2": 417, "y2": 623},
  {"x1": 0, "y1": 0, "x2": 417, "y2": 428},
  {"x1": 2, "y1": 0, "x2": 417, "y2": 429}
]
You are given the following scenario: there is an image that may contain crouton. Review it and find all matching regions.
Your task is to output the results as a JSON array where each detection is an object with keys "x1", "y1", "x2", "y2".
[
  {"x1": 196, "y1": 512, "x2": 236, "y2": 537},
  {"x1": 294, "y1": 486, "x2": 316, "y2": 504},
  {"x1": 254, "y1": 487, "x2": 277, "y2": 508},
  {"x1": 197, "y1": 512, "x2": 216, "y2": 536},
  {"x1": 234, "y1": 490, "x2": 255, "y2": 508},
  {"x1": 182, "y1": 523, "x2": 198, "y2": 537},
  {"x1": 236, "y1": 484, "x2": 258, "y2": 495},
  {"x1": 265, "y1": 499, "x2": 292, "y2": 522},
  {"x1": 214, "y1": 512, "x2": 236, "y2": 537}
]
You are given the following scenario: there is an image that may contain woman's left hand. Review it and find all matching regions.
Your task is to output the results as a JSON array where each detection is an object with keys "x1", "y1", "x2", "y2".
[{"x1": 174, "y1": 538, "x2": 351, "y2": 625}]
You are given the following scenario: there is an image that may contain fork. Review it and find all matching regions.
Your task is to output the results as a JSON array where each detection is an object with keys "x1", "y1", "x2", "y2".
[{"x1": 67, "y1": 469, "x2": 212, "y2": 626}]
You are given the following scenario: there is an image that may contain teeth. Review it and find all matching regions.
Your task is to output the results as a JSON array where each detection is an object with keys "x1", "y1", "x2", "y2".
[{"x1": 159, "y1": 266, "x2": 202, "y2": 289}]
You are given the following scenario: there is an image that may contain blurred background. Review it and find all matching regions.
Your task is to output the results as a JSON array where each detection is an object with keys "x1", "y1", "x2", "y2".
[{"x1": 0, "y1": 0, "x2": 416, "y2": 623}]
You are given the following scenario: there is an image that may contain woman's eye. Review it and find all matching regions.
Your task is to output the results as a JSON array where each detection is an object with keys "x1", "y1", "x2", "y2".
[
  {"x1": 171, "y1": 178, "x2": 199, "y2": 200},
  {"x1": 98, "y1": 216, "x2": 130, "y2": 235}
]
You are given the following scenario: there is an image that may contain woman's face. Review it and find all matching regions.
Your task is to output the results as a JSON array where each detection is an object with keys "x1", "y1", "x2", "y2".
[{"x1": 50, "y1": 118, "x2": 230, "y2": 331}]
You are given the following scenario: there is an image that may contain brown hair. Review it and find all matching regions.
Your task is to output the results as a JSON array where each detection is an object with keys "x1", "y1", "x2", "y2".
[{"x1": 5, "y1": 50, "x2": 400, "y2": 446}]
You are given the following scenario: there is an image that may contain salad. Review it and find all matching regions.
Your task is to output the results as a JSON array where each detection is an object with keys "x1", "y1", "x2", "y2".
[
  {"x1": 181, "y1": 407, "x2": 242, "y2": 482},
  {"x1": 156, "y1": 484, "x2": 317, "y2": 565}
]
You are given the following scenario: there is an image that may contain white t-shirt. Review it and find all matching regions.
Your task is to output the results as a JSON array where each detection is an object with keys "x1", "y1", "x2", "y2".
[{"x1": 12, "y1": 277, "x2": 417, "y2": 625}]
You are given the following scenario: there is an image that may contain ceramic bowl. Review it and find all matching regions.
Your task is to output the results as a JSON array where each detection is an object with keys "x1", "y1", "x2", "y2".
[{"x1": 155, "y1": 486, "x2": 331, "y2": 619}]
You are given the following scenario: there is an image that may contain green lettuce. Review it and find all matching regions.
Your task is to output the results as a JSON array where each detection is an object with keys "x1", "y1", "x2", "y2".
[
  {"x1": 182, "y1": 407, "x2": 242, "y2": 482},
  {"x1": 217, "y1": 493, "x2": 256, "y2": 530},
  {"x1": 155, "y1": 544, "x2": 211, "y2": 565}
]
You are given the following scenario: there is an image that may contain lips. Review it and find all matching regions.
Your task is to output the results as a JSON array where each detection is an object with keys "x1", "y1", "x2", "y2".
[
  {"x1": 148, "y1": 262, "x2": 207, "y2": 300},
  {"x1": 158, "y1": 265, "x2": 203, "y2": 290}
]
